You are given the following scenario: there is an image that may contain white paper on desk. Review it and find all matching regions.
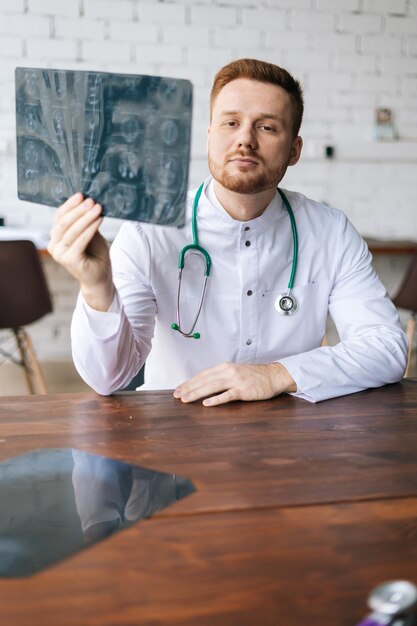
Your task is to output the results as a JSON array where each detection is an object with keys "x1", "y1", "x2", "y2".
[{"x1": 0, "y1": 226, "x2": 50, "y2": 249}]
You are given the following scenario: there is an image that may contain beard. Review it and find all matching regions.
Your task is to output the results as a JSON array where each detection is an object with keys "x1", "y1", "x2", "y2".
[{"x1": 208, "y1": 150, "x2": 285, "y2": 195}]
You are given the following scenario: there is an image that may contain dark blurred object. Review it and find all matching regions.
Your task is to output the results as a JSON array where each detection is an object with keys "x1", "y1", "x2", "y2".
[
  {"x1": 392, "y1": 253, "x2": 417, "y2": 378},
  {"x1": 121, "y1": 366, "x2": 144, "y2": 390},
  {"x1": 0, "y1": 217, "x2": 4, "y2": 227},
  {"x1": 325, "y1": 145, "x2": 335, "y2": 159},
  {"x1": 0, "y1": 240, "x2": 52, "y2": 394}
]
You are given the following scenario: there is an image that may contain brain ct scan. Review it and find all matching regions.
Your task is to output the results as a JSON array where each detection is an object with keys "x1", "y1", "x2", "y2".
[{"x1": 15, "y1": 67, "x2": 193, "y2": 226}]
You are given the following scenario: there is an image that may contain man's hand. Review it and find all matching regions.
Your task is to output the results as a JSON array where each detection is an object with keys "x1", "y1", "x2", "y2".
[
  {"x1": 48, "y1": 193, "x2": 115, "y2": 311},
  {"x1": 173, "y1": 362, "x2": 297, "y2": 407}
]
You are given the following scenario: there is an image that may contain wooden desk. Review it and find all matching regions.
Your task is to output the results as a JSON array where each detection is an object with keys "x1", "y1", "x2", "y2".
[
  {"x1": 0, "y1": 381, "x2": 416, "y2": 625},
  {"x1": 365, "y1": 238, "x2": 417, "y2": 256}
]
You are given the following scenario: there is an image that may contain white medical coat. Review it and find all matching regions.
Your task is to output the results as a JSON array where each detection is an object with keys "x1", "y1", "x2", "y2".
[{"x1": 71, "y1": 176, "x2": 407, "y2": 402}]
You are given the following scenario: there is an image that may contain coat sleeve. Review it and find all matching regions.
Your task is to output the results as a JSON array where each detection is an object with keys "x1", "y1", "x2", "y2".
[
  {"x1": 278, "y1": 214, "x2": 408, "y2": 402},
  {"x1": 70, "y1": 223, "x2": 156, "y2": 395}
]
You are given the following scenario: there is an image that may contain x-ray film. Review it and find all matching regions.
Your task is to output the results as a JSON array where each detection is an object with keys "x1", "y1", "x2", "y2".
[{"x1": 15, "y1": 67, "x2": 193, "y2": 226}]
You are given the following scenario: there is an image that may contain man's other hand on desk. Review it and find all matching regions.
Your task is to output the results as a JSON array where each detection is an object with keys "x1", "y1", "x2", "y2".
[
  {"x1": 48, "y1": 193, "x2": 115, "y2": 312},
  {"x1": 173, "y1": 362, "x2": 297, "y2": 407}
]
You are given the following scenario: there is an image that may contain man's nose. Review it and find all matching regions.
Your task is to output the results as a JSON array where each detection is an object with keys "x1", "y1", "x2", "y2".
[{"x1": 236, "y1": 123, "x2": 258, "y2": 150}]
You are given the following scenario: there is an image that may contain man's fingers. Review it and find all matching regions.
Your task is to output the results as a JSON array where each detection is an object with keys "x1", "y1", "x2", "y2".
[
  {"x1": 173, "y1": 362, "x2": 294, "y2": 407},
  {"x1": 173, "y1": 368, "x2": 217, "y2": 397},
  {"x1": 49, "y1": 203, "x2": 102, "y2": 259},
  {"x1": 52, "y1": 192, "x2": 86, "y2": 234},
  {"x1": 202, "y1": 389, "x2": 238, "y2": 407},
  {"x1": 176, "y1": 377, "x2": 241, "y2": 405},
  {"x1": 56, "y1": 192, "x2": 84, "y2": 217},
  {"x1": 50, "y1": 197, "x2": 97, "y2": 245},
  {"x1": 174, "y1": 362, "x2": 233, "y2": 397},
  {"x1": 174, "y1": 378, "x2": 219, "y2": 403},
  {"x1": 174, "y1": 370, "x2": 238, "y2": 404},
  {"x1": 52, "y1": 217, "x2": 103, "y2": 262},
  {"x1": 60, "y1": 203, "x2": 102, "y2": 249}
]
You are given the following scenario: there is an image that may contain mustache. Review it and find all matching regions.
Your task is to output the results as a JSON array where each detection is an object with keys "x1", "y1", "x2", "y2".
[{"x1": 227, "y1": 150, "x2": 262, "y2": 162}]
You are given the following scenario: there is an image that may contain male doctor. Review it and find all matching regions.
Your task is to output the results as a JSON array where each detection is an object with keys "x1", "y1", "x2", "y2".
[{"x1": 48, "y1": 58, "x2": 407, "y2": 406}]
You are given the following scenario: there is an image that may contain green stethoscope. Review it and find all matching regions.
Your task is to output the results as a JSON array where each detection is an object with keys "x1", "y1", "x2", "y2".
[{"x1": 171, "y1": 182, "x2": 299, "y2": 339}]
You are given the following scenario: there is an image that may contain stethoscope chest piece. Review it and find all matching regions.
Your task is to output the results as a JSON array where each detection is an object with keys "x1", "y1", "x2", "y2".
[
  {"x1": 368, "y1": 580, "x2": 417, "y2": 617},
  {"x1": 275, "y1": 292, "x2": 298, "y2": 316},
  {"x1": 356, "y1": 580, "x2": 417, "y2": 626}
]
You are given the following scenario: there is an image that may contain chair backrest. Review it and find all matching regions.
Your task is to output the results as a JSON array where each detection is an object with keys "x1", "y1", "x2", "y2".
[
  {"x1": 392, "y1": 253, "x2": 417, "y2": 313},
  {"x1": 0, "y1": 240, "x2": 53, "y2": 329}
]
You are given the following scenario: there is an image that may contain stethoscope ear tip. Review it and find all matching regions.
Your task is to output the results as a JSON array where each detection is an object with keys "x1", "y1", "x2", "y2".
[{"x1": 171, "y1": 322, "x2": 200, "y2": 339}]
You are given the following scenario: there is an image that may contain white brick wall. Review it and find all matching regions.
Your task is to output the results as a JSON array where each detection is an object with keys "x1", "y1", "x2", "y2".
[
  {"x1": 0, "y1": 0, "x2": 25, "y2": 13},
  {"x1": 338, "y1": 13, "x2": 383, "y2": 34},
  {"x1": 28, "y1": 0, "x2": 81, "y2": 18},
  {"x1": 140, "y1": 3, "x2": 187, "y2": 24},
  {"x1": 110, "y1": 21, "x2": 159, "y2": 43},
  {"x1": 241, "y1": 7, "x2": 287, "y2": 28},
  {"x1": 264, "y1": 0, "x2": 311, "y2": 8},
  {"x1": 361, "y1": 34, "x2": 403, "y2": 55},
  {"x1": 85, "y1": 0, "x2": 134, "y2": 21},
  {"x1": 82, "y1": 39, "x2": 131, "y2": 63},
  {"x1": 54, "y1": 17, "x2": 106, "y2": 41},
  {"x1": 291, "y1": 10, "x2": 336, "y2": 32},
  {"x1": 363, "y1": 0, "x2": 408, "y2": 14},
  {"x1": 0, "y1": 14, "x2": 51, "y2": 37},
  {"x1": 26, "y1": 38, "x2": 78, "y2": 62},
  {"x1": 0, "y1": 0, "x2": 416, "y2": 360},
  {"x1": 310, "y1": 32, "x2": 356, "y2": 53},
  {"x1": 317, "y1": 0, "x2": 359, "y2": 11},
  {"x1": 407, "y1": 36, "x2": 417, "y2": 55},
  {"x1": 386, "y1": 15, "x2": 417, "y2": 34},
  {"x1": 134, "y1": 42, "x2": 183, "y2": 65},
  {"x1": 1, "y1": 36, "x2": 23, "y2": 58},
  {"x1": 191, "y1": 6, "x2": 236, "y2": 27},
  {"x1": 163, "y1": 24, "x2": 209, "y2": 46}
]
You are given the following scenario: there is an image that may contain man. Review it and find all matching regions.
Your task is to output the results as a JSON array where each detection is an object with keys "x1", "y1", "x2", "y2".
[{"x1": 48, "y1": 58, "x2": 407, "y2": 405}]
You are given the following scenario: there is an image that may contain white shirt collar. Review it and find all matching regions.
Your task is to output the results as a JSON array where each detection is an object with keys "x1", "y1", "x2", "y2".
[{"x1": 193, "y1": 176, "x2": 287, "y2": 236}]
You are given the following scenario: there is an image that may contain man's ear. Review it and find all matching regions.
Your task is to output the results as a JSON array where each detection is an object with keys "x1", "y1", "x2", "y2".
[{"x1": 289, "y1": 136, "x2": 303, "y2": 166}]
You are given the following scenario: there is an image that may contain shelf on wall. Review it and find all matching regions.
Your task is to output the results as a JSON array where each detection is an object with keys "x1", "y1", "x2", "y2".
[{"x1": 302, "y1": 141, "x2": 417, "y2": 162}]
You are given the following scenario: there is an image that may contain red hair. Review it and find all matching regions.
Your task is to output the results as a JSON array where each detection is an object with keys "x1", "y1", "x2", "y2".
[{"x1": 210, "y1": 58, "x2": 304, "y2": 136}]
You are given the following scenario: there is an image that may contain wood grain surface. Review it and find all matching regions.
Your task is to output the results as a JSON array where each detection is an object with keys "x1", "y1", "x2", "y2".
[
  {"x1": 0, "y1": 381, "x2": 416, "y2": 514},
  {"x1": 0, "y1": 380, "x2": 416, "y2": 625},
  {"x1": 0, "y1": 498, "x2": 416, "y2": 625}
]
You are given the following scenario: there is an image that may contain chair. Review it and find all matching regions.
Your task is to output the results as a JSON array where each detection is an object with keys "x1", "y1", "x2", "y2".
[
  {"x1": 392, "y1": 253, "x2": 417, "y2": 378},
  {"x1": 0, "y1": 240, "x2": 53, "y2": 394},
  {"x1": 121, "y1": 366, "x2": 145, "y2": 391}
]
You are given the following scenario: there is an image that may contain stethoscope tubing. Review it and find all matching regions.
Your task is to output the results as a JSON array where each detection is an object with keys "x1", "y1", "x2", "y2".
[
  {"x1": 172, "y1": 182, "x2": 299, "y2": 338},
  {"x1": 277, "y1": 188, "x2": 298, "y2": 291},
  {"x1": 175, "y1": 267, "x2": 208, "y2": 339}
]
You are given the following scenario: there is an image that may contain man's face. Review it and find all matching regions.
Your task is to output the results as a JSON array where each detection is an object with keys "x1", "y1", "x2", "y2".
[{"x1": 208, "y1": 78, "x2": 302, "y2": 195}]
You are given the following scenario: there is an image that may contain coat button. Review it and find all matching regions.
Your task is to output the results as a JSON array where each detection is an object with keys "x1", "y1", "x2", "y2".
[
  {"x1": 246, "y1": 338, "x2": 252, "y2": 345},
  {"x1": 245, "y1": 241, "x2": 251, "y2": 247}
]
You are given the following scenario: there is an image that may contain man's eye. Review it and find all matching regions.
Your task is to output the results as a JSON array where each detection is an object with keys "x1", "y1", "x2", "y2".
[
  {"x1": 226, "y1": 121, "x2": 237, "y2": 127},
  {"x1": 260, "y1": 125, "x2": 275, "y2": 132}
]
